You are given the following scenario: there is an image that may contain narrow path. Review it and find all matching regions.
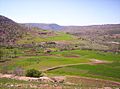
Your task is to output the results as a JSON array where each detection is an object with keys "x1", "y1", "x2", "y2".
[
  {"x1": 43, "y1": 63, "x2": 90, "y2": 72},
  {"x1": 43, "y1": 59, "x2": 110, "y2": 72}
]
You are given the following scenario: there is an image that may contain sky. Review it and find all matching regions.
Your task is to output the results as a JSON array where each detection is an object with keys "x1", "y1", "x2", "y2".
[{"x1": 0, "y1": 0, "x2": 120, "y2": 26}]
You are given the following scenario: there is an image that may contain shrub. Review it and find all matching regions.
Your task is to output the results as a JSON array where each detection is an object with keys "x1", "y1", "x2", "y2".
[{"x1": 26, "y1": 69, "x2": 42, "y2": 77}]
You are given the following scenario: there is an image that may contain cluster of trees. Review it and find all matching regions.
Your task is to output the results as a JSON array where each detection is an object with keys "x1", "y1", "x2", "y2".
[{"x1": 0, "y1": 47, "x2": 19, "y2": 62}]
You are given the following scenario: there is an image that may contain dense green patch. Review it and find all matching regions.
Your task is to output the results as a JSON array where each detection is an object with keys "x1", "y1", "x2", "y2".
[{"x1": 26, "y1": 69, "x2": 42, "y2": 77}]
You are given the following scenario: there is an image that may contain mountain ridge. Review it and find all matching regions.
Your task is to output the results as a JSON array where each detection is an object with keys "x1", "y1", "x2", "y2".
[
  {"x1": 24, "y1": 23, "x2": 63, "y2": 30},
  {"x1": 24, "y1": 23, "x2": 120, "y2": 32}
]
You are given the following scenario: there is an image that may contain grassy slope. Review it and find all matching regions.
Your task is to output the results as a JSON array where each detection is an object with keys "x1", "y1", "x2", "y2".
[
  {"x1": 17, "y1": 31, "x2": 74, "y2": 44},
  {"x1": 47, "y1": 50, "x2": 120, "y2": 82},
  {"x1": 0, "y1": 54, "x2": 89, "y2": 71}
]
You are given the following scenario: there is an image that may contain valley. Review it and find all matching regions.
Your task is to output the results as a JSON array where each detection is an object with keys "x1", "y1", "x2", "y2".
[{"x1": 0, "y1": 15, "x2": 120, "y2": 89}]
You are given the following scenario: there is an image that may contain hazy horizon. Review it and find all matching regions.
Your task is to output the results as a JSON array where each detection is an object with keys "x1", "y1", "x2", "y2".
[{"x1": 0, "y1": 0, "x2": 120, "y2": 26}]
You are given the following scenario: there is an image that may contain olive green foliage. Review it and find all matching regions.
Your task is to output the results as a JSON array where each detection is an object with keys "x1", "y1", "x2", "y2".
[
  {"x1": 26, "y1": 69, "x2": 42, "y2": 77},
  {"x1": 0, "y1": 47, "x2": 23, "y2": 61}
]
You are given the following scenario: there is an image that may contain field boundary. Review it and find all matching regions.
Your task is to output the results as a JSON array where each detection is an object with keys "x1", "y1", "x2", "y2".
[{"x1": 43, "y1": 59, "x2": 110, "y2": 72}]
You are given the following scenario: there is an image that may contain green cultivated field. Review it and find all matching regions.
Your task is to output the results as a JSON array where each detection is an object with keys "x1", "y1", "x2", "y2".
[
  {"x1": 0, "y1": 52, "x2": 89, "y2": 71},
  {"x1": 17, "y1": 32, "x2": 74, "y2": 44},
  {"x1": 48, "y1": 62, "x2": 120, "y2": 82},
  {"x1": 0, "y1": 49, "x2": 120, "y2": 82},
  {"x1": 47, "y1": 50, "x2": 120, "y2": 82}
]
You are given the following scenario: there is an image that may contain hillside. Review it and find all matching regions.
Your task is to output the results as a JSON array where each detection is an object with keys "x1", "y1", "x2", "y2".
[
  {"x1": 24, "y1": 23, "x2": 120, "y2": 36},
  {"x1": 0, "y1": 15, "x2": 27, "y2": 46},
  {"x1": 23, "y1": 23, "x2": 120, "y2": 51},
  {"x1": 63, "y1": 24, "x2": 120, "y2": 33},
  {"x1": 0, "y1": 16, "x2": 73, "y2": 47}
]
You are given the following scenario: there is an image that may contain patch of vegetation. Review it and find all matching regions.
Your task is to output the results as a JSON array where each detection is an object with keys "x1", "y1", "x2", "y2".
[
  {"x1": 51, "y1": 50, "x2": 120, "y2": 61},
  {"x1": 0, "y1": 47, "x2": 23, "y2": 62},
  {"x1": 17, "y1": 32, "x2": 74, "y2": 45},
  {"x1": 26, "y1": 69, "x2": 42, "y2": 77}
]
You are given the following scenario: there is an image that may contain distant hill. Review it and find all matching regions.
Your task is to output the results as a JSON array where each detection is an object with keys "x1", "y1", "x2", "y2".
[
  {"x1": 24, "y1": 23, "x2": 120, "y2": 35},
  {"x1": 24, "y1": 23, "x2": 63, "y2": 30},
  {"x1": 0, "y1": 15, "x2": 27, "y2": 46},
  {"x1": 62, "y1": 24, "x2": 120, "y2": 34},
  {"x1": 62, "y1": 24, "x2": 120, "y2": 46},
  {"x1": 23, "y1": 23, "x2": 120, "y2": 43}
]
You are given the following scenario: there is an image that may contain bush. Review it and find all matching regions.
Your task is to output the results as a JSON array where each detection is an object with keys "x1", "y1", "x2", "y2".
[{"x1": 26, "y1": 69, "x2": 42, "y2": 77}]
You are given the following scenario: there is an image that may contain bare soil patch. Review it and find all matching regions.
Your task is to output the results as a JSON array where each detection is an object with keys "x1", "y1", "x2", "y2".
[
  {"x1": 0, "y1": 73, "x2": 120, "y2": 88},
  {"x1": 89, "y1": 59, "x2": 112, "y2": 65},
  {"x1": 66, "y1": 76, "x2": 120, "y2": 87}
]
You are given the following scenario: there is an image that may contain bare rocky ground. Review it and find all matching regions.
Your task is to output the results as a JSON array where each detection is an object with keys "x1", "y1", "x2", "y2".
[
  {"x1": 0, "y1": 73, "x2": 65, "y2": 83},
  {"x1": 0, "y1": 73, "x2": 120, "y2": 89}
]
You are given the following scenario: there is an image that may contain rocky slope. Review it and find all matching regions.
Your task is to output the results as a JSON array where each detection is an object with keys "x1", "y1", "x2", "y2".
[{"x1": 0, "y1": 15, "x2": 27, "y2": 46}]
